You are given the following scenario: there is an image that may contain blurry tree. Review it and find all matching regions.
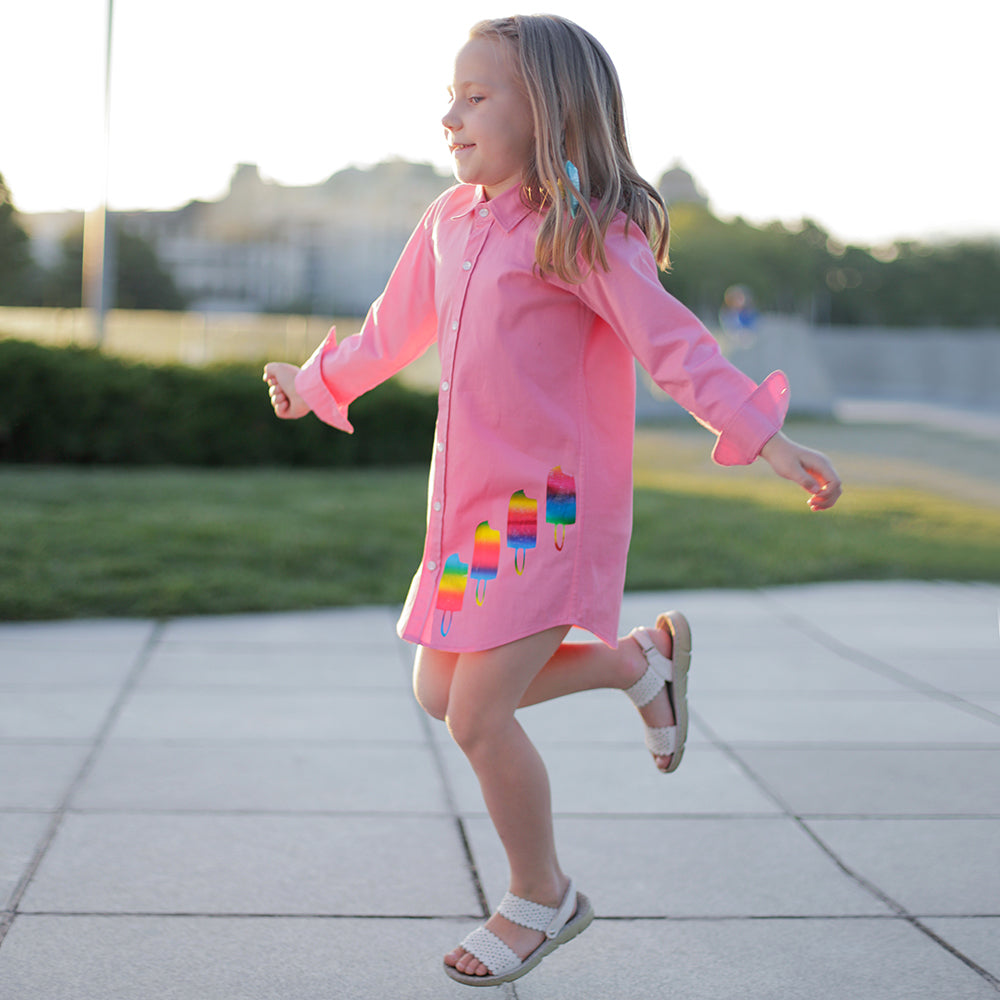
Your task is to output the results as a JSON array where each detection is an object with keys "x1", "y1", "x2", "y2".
[
  {"x1": 41, "y1": 227, "x2": 85, "y2": 307},
  {"x1": 42, "y1": 220, "x2": 187, "y2": 310},
  {"x1": 660, "y1": 201, "x2": 1000, "y2": 328},
  {"x1": 0, "y1": 172, "x2": 44, "y2": 305},
  {"x1": 114, "y1": 227, "x2": 187, "y2": 310},
  {"x1": 846, "y1": 241, "x2": 1000, "y2": 327},
  {"x1": 661, "y1": 203, "x2": 832, "y2": 322}
]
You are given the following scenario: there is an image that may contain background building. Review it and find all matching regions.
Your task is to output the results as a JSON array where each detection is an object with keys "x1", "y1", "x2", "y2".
[
  {"x1": 120, "y1": 161, "x2": 453, "y2": 315},
  {"x1": 23, "y1": 160, "x2": 713, "y2": 317}
]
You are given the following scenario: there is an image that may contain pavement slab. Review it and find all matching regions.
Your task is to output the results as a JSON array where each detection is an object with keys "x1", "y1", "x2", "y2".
[{"x1": 1, "y1": 581, "x2": 999, "y2": 999}]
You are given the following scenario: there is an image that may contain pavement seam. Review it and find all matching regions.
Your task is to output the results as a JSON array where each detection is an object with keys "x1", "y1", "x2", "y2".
[
  {"x1": 0, "y1": 621, "x2": 164, "y2": 951},
  {"x1": 392, "y1": 640, "x2": 522, "y2": 998},
  {"x1": 692, "y1": 602, "x2": 1000, "y2": 993},
  {"x1": 394, "y1": 637, "x2": 490, "y2": 923},
  {"x1": 764, "y1": 596, "x2": 1000, "y2": 729},
  {"x1": 700, "y1": 714, "x2": 1000, "y2": 990},
  {"x1": 12, "y1": 910, "x2": 999, "y2": 921}
]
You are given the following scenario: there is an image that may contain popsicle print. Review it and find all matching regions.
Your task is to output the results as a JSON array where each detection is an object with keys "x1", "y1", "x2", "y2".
[
  {"x1": 470, "y1": 521, "x2": 501, "y2": 605},
  {"x1": 546, "y1": 466, "x2": 576, "y2": 551},
  {"x1": 506, "y1": 489, "x2": 538, "y2": 575},
  {"x1": 436, "y1": 553, "x2": 469, "y2": 637}
]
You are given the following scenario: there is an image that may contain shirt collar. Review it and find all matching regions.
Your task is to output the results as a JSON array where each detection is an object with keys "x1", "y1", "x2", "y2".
[{"x1": 451, "y1": 184, "x2": 533, "y2": 233}]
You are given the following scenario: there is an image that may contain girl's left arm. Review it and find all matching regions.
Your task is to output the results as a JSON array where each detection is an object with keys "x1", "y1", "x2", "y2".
[{"x1": 573, "y1": 217, "x2": 841, "y2": 509}]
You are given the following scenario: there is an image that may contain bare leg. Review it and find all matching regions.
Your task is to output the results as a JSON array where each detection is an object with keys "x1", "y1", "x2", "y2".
[
  {"x1": 412, "y1": 620, "x2": 680, "y2": 978},
  {"x1": 414, "y1": 619, "x2": 679, "y2": 782},
  {"x1": 431, "y1": 626, "x2": 572, "y2": 978},
  {"x1": 517, "y1": 625, "x2": 678, "y2": 772}
]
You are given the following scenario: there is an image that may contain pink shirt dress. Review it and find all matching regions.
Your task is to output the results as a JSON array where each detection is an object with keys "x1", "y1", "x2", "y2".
[{"x1": 295, "y1": 183, "x2": 789, "y2": 652}]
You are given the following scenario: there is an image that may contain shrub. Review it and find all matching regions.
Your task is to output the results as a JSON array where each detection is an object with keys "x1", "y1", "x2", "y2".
[{"x1": 0, "y1": 339, "x2": 437, "y2": 466}]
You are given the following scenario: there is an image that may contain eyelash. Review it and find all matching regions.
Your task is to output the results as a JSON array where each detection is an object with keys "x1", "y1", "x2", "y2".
[{"x1": 445, "y1": 92, "x2": 485, "y2": 108}]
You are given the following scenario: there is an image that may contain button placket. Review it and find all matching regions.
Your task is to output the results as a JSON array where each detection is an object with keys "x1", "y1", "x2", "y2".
[{"x1": 417, "y1": 208, "x2": 491, "y2": 617}]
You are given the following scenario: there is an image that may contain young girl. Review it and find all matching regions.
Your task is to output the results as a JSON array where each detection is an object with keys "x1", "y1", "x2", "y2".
[{"x1": 264, "y1": 14, "x2": 841, "y2": 987}]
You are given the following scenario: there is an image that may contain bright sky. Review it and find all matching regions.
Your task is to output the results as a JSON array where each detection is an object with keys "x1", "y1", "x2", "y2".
[{"x1": 3, "y1": 0, "x2": 995, "y2": 246}]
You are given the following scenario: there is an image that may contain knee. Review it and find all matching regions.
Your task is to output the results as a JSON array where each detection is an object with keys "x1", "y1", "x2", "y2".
[
  {"x1": 443, "y1": 706, "x2": 476, "y2": 753},
  {"x1": 444, "y1": 702, "x2": 497, "y2": 757}
]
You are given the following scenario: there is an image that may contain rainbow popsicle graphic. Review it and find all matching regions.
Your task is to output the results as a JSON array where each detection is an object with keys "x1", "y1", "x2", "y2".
[
  {"x1": 506, "y1": 490, "x2": 537, "y2": 575},
  {"x1": 436, "y1": 553, "x2": 469, "y2": 636},
  {"x1": 470, "y1": 521, "x2": 501, "y2": 605},
  {"x1": 546, "y1": 466, "x2": 576, "y2": 551}
]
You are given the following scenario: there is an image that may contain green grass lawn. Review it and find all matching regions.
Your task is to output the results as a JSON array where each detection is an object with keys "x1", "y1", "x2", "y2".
[
  {"x1": 0, "y1": 467, "x2": 428, "y2": 620},
  {"x1": 2, "y1": 424, "x2": 998, "y2": 620}
]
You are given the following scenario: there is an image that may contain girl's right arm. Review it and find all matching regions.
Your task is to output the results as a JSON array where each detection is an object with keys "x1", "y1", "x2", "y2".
[{"x1": 262, "y1": 193, "x2": 447, "y2": 430}]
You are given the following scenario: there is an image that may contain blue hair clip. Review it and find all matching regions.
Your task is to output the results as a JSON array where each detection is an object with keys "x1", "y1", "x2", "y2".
[{"x1": 564, "y1": 160, "x2": 580, "y2": 217}]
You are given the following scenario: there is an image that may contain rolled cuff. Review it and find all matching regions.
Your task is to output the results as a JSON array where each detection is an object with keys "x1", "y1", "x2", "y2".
[
  {"x1": 293, "y1": 327, "x2": 355, "y2": 434},
  {"x1": 711, "y1": 370, "x2": 789, "y2": 466}
]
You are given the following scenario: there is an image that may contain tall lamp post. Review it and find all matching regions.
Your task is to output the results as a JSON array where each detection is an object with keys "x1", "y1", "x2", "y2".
[{"x1": 81, "y1": 0, "x2": 114, "y2": 347}]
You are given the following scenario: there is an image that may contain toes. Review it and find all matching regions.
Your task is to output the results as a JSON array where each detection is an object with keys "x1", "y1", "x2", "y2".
[
  {"x1": 459, "y1": 955, "x2": 488, "y2": 976},
  {"x1": 446, "y1": 948, "x2": 489, "y2": 977}
]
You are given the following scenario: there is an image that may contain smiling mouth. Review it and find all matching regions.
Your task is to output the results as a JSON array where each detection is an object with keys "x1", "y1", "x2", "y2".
[{"x1": 450, "y1": 143, "x2": 475, "y2": 153}]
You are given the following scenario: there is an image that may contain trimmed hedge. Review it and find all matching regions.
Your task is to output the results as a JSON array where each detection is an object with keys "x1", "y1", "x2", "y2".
[{"x1": 0, "y1": 338, "x2": 437, "y2": 466}]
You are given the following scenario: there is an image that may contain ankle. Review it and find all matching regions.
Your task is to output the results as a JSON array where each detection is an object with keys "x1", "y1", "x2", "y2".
[
  {"x1": 508, "y1": 871, "x2": 569, "y2": 908},
  {"x1": 619, "y1": 624, "x2": 672, "y2": 689},
  {"x1": 618, "y1": 634, "x2": 647, "y2": 689}
]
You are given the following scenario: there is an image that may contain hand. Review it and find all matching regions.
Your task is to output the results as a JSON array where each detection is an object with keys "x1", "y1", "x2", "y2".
[
  {"x1": 262, "y1": 362, "x2": 310, "y2": 419},
  {"x1": 759, "y1": 431, "x2": 842, "y2": 511}
]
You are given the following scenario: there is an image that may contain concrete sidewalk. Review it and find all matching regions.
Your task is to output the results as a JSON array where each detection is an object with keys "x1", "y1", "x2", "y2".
[{"x1": 1, "y1": 582, "x2": 998, "y2": 998}]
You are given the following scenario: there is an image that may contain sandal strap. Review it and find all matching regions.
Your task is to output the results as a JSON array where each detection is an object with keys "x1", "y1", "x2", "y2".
[
  {"x1": 498, "y1": 879, "x2": 577, "y2": 939},
  {"x1": 623, "y1": 663, "x2": 665, "y2": 708},
  {"x1": 631, "y1": 627, "x2": 675, "y2": 682},
  {"x1": 644, "y1": 724, "x2": 678, "y2": 756},
  {"x1": 458, "y1": 926, "x2": 522, "y2": 977},
  {"x1": 623, "y1": 627, "x2": 673, "y2": 708}
]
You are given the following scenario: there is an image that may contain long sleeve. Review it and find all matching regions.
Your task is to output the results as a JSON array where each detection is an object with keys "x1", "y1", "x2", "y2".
[
  {"x1": 568, "y1": 215, "x2": 789, "y2": 465},
  {"x1": 294, "y1": 197, "x2": 442, "y2": 432}
]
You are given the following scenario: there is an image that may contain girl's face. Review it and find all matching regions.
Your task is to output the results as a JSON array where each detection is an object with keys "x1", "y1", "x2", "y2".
[{"x1": 443, "y1": 36, "x2": 535, "y2": 200}]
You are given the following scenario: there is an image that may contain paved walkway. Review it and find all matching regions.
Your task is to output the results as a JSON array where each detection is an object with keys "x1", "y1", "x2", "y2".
[{"x1": 1, "y1": 581, "x2": 998, "y2": 998}]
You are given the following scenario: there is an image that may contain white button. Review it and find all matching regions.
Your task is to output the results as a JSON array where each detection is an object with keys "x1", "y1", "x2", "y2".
[
  {"x1": 451, "y1": 320, "x2": 458, "y2": 331},
  {"x1": 436, "y1": 441, "x2": 444, "y2": 452},
  {"x1": 426, "y1": 560, "x2": 437, "y2": 572},
  {"x1": 433, "y1": 501, "x2": 442, "y2": 512},
  {"x1": 441, "y1": 380, "x2": 450, "y2": 391},
  {"x1": 479, "y1": 208, "x2": 489, "y2": 218},
  {"x1": 462, "y1": 261, "x2": 472, "y2": 270}
]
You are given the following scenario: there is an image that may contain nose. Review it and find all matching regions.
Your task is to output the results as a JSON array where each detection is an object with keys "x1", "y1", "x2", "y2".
[{"x1": 442, "y1": 101, "x2": 460, "y2": 133}]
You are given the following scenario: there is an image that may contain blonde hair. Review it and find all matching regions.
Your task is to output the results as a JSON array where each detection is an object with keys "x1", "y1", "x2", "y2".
[{"x1": 470, "y1": 14, "x2": 670, "y2": 283}]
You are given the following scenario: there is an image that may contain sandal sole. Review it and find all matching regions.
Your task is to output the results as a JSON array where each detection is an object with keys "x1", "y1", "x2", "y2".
[
  {"x1": 656, "y1": 610, "x2": 691, "y2": 774},
  {"x1": 444, "y1": 892, "x2": 594, "y2": 986}
]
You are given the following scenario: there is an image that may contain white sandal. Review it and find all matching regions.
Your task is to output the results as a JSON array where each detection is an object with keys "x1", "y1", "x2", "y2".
[
  {"x1": 444, "y1": 878, "x2": 594, "y2": 987},
  {"x1": 624, "y1": 610, "x2": 692, "y2": 773}
]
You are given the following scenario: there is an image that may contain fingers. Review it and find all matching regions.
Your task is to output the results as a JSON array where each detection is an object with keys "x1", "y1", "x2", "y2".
[
  {"x1": 262, "y1": 372, "x2": 286, "y2": 414},
  {"x1": 262, "y1": 362, "x2": 308, "y2": 420},
  {"x1": 796, "y1": 465, "x2": 821, "y2": 494},
  {"x1": 773, "y1": 443, "x2": 842, "y2": 511},
  {"x1": 263, "y1": 367, "x2": 296, "y2": 419},
  {"x1": 803, "y1": 456, "x2": 842, "y2": 511},
  {"x1": 269, "y1": 388, "x2": 289, "y2": 417},
  {"x1": 807, "y1": 478, "x2": 841, "y2": 511}
]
